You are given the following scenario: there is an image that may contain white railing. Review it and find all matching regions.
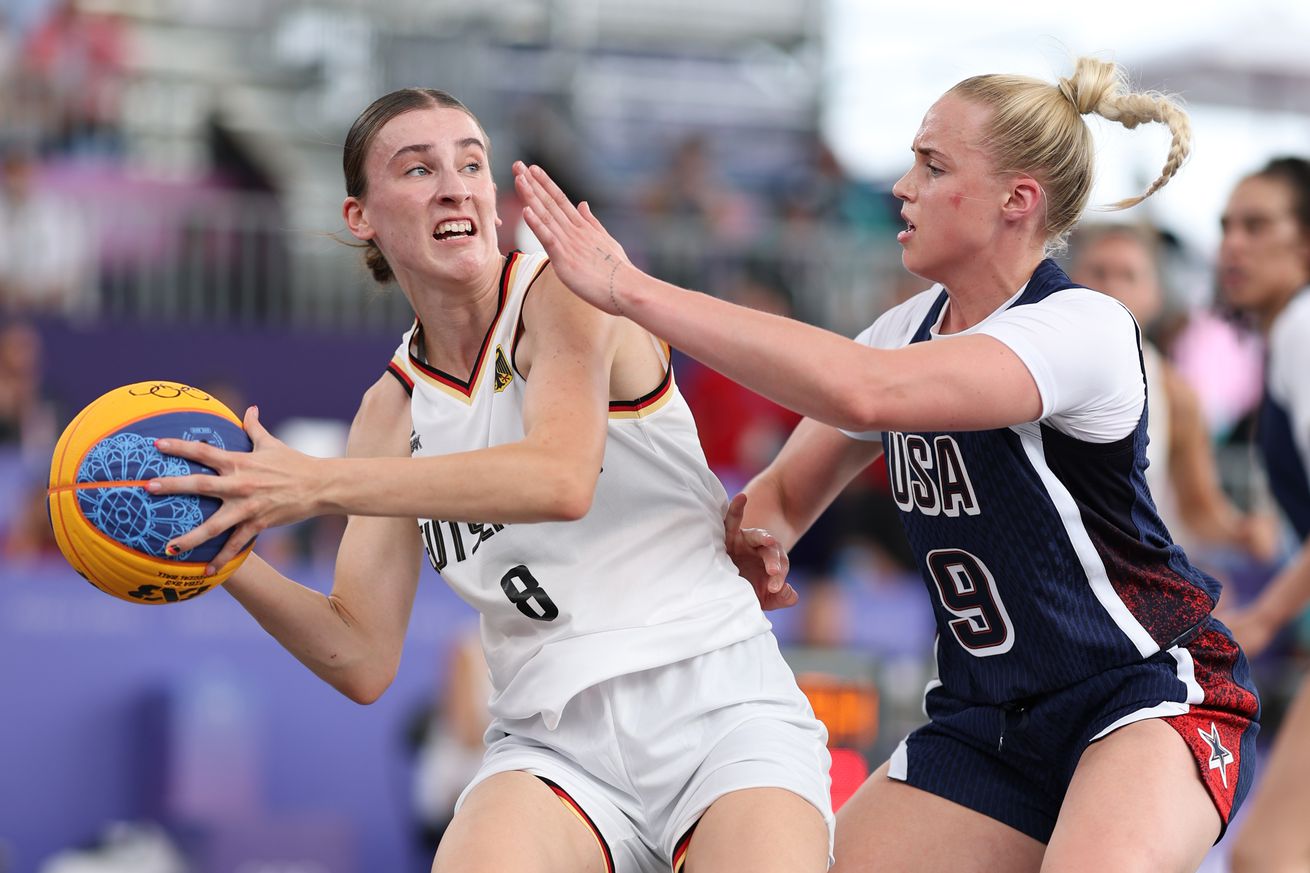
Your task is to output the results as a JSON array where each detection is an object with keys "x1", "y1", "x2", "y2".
[{"x1": 62, "y1": 191, "x2": 909, "y2": 334}]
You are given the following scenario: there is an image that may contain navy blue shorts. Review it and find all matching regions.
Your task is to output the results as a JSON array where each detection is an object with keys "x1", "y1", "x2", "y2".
[{"x1": 888, "y1": 620, "x2": 1260, "y2": 843}]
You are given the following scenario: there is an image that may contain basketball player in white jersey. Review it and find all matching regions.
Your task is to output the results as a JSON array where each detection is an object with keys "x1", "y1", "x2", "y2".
[
  {"x1": 150, "y1": 90, "x2": 833, "y2": 873},
  {"x1": 514, "y1": 58, "x2": 1260, "y2": 873}
]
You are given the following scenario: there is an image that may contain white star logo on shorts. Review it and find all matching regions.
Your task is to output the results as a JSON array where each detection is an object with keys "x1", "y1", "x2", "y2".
[{"x1": 1198, "y1": 722, "x2": 1234, "y2": 789}]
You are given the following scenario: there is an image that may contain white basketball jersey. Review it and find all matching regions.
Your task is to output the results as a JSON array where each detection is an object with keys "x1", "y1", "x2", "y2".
[{"x1": 387, "y1": 251, "x2": 769, "y2": 727}]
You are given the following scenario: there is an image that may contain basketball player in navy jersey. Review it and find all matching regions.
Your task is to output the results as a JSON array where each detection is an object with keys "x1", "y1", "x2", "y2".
[
  {"x1": 514, "y1": 57, "x2": 1260, "y2": 873},
  {"x1": 1217, "y1": 157, "x2": 1310, "y2": 873},
  {"x1": 149, "y1": 90, "x2": 834, "y2": 873}
]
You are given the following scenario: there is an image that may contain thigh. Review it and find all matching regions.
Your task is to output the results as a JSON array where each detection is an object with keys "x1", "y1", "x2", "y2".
[
  {"x1": 432, "y1": 771, "x2": 609, "y2": 873},
  {"x1": 682, "y1": 787, "x2": 828, "y2": 873},
  {"x1": 831, "y1": 761, "x2": 1045, "y2": 873},
  {"x1": 628, "y1": 632, "x2": 835, "y2": 861},
  {"x1": 1044, "y1": 718, "x2": 1219, "y2": 873},
  {"x1": 1230, "y1": 676, "x2": 1310, "y2": 873}
]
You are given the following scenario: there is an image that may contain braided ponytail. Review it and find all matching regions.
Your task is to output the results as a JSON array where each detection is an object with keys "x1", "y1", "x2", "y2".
[{"x1": 1058, "y1": 57, "x2": 1191, "y2": 210}]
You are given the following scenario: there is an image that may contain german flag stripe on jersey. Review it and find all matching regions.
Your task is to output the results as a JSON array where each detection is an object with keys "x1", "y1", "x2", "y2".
[
  {"x1": 539, "y1": 777, "x2": 614, "y2": 873},
  {"x1": 402, "y1": 251, "x2": 543, "y2": 404},
  {"x1": 386, "y1": 357, "x2": 414, "y2": 396},
  {"x1": 608, "y1": 362, "x2": 675, "y2": 419},
  {"x1": 671, "y1": 823, "x2": 697, "y2": 872}
]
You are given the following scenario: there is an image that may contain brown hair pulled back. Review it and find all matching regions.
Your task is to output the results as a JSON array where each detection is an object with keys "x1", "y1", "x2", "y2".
[{"x1": 343, "y1": 89, "x2": 487, "y2": 284}]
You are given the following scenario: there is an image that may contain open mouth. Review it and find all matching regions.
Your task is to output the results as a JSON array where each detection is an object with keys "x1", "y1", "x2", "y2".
[{"x1": 433, "y1": 219, "x2": 475, "y2": 241}]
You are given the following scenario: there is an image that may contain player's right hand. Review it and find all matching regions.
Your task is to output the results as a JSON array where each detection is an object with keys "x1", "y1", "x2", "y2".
[{"x1": 149, "y1": 405, "x2": 319, "y2": 575}]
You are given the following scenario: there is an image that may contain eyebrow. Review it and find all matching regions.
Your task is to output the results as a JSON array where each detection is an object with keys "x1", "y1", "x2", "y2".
[
  {"x1": 388, "y1": 137, "x2": 487, "y2": 164},
  {"x1": 913, "y1": 145, "x2": 945, "y2": 161}
]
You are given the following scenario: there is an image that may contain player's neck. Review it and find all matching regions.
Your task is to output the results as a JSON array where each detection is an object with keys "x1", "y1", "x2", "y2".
[
  {"x1": 938, "y1": 255, "x2": 1044, "y2": 333},
  {"x1": 408, "y1": 261, "x2": 507, "y2": 375}
]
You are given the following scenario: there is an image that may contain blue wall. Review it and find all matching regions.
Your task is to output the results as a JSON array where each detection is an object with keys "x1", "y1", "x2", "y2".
[
  {"x1": 34, "y1": 317, "x2": 402, "y2": 433},
  {"x1": 0, "y1": 556, "x2": 478, "y2": 873}
]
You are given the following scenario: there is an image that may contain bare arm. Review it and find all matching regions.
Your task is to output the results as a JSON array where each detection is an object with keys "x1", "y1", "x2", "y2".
[
  {"x1": 221, "y1": 374, "x2": 425, "y2": 703},
  {"x1": 445, "y1": 632, "x2": 492, "y2": 748},
  {"x1": 1225, "y1": 537, "x2": 1310, "y2": 658},
  {"x1": 740, "y1": 417, "x2": 885, "y2": 552},
  {"x1": 154, "y1": 268, "x2": 620, "y2": 570},
  {"x1": 513, "y1": 161, "x2": 1042, "y2": 434},
  {"x1": 1164, "y1": 364, "x2": 1263, "y2": 552}
]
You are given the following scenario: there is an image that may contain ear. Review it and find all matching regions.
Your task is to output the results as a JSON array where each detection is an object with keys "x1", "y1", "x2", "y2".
[
  {"x1": 1000, "y1": 174, "x2": 1044, "y2": 225},
  {"x1": 343, "y1": 196, "x2": 374, "y2": 241}
]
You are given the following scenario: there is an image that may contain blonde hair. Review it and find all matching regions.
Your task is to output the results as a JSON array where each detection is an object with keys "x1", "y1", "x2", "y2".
[{"x1": 948, "y1": 56, "x2": 1190, "y2": 252}]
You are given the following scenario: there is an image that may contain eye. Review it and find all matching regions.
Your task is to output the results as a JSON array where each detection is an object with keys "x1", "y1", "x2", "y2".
[
  {"x1": 926, "y1": 163, "x2": 944, "y2": 177},
  {"x1": 463, "y1": 161, "x2": 482, "y2": 173},
  {"x1": 405, "y1": 165, "x2": 430, "y2": 177}
]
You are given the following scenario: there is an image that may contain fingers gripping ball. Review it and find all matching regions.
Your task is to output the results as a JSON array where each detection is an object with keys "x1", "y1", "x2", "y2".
[{"x1": 46, "y1": 381, "x2": 254, "y2": 604}]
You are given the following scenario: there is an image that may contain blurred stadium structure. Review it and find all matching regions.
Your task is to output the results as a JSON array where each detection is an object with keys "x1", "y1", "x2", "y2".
[
  {"x1": 1, "y1": 2, "x2": 1305, "y2": 872},
  {"x1": 5, "y1": 0, "x2": 904, "y2": 334}
]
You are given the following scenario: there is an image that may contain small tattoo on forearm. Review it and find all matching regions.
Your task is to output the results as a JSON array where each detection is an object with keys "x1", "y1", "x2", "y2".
[{"x1": 604, "y1": 254, "x2": 622, "y2": 315}]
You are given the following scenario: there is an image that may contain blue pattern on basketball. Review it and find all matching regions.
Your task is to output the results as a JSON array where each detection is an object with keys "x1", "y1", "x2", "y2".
[{"x1": 74, "y1": 411, "x2": 253, "y2": 564}]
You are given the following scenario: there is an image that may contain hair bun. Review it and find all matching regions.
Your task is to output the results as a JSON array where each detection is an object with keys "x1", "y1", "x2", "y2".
[{"x1": 1057, "y1": 58, "x2": 1120, "y2": 115}]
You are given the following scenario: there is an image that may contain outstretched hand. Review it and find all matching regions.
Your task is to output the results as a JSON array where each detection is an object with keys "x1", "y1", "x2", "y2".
[
  {"x1": 724, "y1": 492, "x2": 798, "y2": 611},
  {"x1": 1221, "y1": 607, "x2": 1279, "y2": 660},
  {"x1": 148, "y1": 406, "x2": 320, "y2": 575},
  {"x1": 512, "y1": 161, "x2": 634, "y2": 316}
]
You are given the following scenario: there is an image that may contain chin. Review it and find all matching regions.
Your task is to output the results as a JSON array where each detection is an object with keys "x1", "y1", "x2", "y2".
[{"x1": 900, "y1": 256, "x2": 939, "y2": 285}]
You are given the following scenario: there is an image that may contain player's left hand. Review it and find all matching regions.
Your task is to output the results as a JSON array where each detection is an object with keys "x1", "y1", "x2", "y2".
[
  {"x1": 1222, "y1": 606, "x2": 1279, "y2": 659},
  {"x1": 148, "y1": 405, "x2": 319, "y2": 574},
  {"x1": 512, "y1": 161, "x2": 634, "y2": 316},
  {"x1": 724, "y1": 492, "x2": 798, "y2": 611},
  {"x1": 1235, "y1": 512, "x2": 1282, "y2": 565}
]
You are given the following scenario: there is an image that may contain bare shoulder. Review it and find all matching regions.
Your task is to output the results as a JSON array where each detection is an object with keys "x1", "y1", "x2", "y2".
[
  {"x1": 521, "y1": 260, "x2": 608, "y2": 328},
  {"x1": 516, "y1": 261, "x2": 620, "y2": 376},
  {"x1": 348, "y1": 373, "x2": 412, "y2": 458}
]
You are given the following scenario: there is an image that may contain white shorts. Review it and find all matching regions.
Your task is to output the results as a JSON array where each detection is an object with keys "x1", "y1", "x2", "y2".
[{"x1": 457, "y1": 631, "x2": 835, "y2": 873}]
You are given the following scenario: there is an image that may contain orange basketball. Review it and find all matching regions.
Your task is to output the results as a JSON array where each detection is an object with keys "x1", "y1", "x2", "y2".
[{"x1": 47, "y1": 381, "x2": 254, "y2": 604}]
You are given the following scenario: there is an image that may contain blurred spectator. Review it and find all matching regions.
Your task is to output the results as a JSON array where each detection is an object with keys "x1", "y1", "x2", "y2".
[
  {"x1": 38, "y1": 820, "x2": 187, "y2": 873},
  {"x1": 1068, "y1": 223, "x2": 1278, "y2": 563},
  {"x1": 508, "y1": 98, "x2": 604, "y2": 210},
  {"x1": 753, "y1": 140, "x2": 898, "y2": 332},
  {"x1": 0, "y1": 319, "x2": 57, "y2": 560},
  {"x1": 200, "y1": 109, "x2": 293, "y2": 320},
  {"x1": 0, "y1": 147, "x2": 94, "y2": 318},
  {"x1": 3, "y1": 478, "x2": 59, "y2": 559},
  {"x1": 20, "y1": 0, "x2": 128, "y2": 158},
  {"x1": 0, "y1": 11, "x2": 18, "y2": 103},
  {"x1": 506, "y1": 98, "x2": 609, "y2": 257},
  {"x1": 796, "y1": 575, "x2": 851, "y2": 649},
  {"x1": 410, "y1": 625, "x2": 492, "y2": 858},
  {"x1": 638, "y1": 134, "x2": 759, "y2": 290},
  {"x1": 0, "y1": 320, "x2": 55, "y2": 450},
  {"x1": 775, "y1": 134, "x2": 895, "y2": 236},
  {"x1": 680, "y1": 275, "x2": 801, "y2": 493},
  {"x1": 0, "y1": 11, "x2": 49, "y2": 149}
]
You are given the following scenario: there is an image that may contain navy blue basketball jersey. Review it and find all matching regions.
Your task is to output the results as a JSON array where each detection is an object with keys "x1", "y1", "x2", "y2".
[
  {"x1": 1258, "y1": 289, "x2": 1310, "y2": 540},
  {"x1": 856, "y1": 260, "x2": 1221, "y2": 705}
]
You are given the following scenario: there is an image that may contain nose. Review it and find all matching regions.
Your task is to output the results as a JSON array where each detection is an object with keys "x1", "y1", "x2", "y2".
[
  {"x1": 434, "y1": 169, "x2": 472, "y2": 205},
  {"x1": 892, "y1": 168, "x2": 913, "y2": 202},
  {"x1": 1217, "y1": 224, "x2": 1242, "y2": 263}
]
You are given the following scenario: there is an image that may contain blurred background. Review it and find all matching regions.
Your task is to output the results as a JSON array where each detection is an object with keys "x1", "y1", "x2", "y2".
[{"x1": 1, "y1": 0, "x2": 1307, "y2": 871}]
